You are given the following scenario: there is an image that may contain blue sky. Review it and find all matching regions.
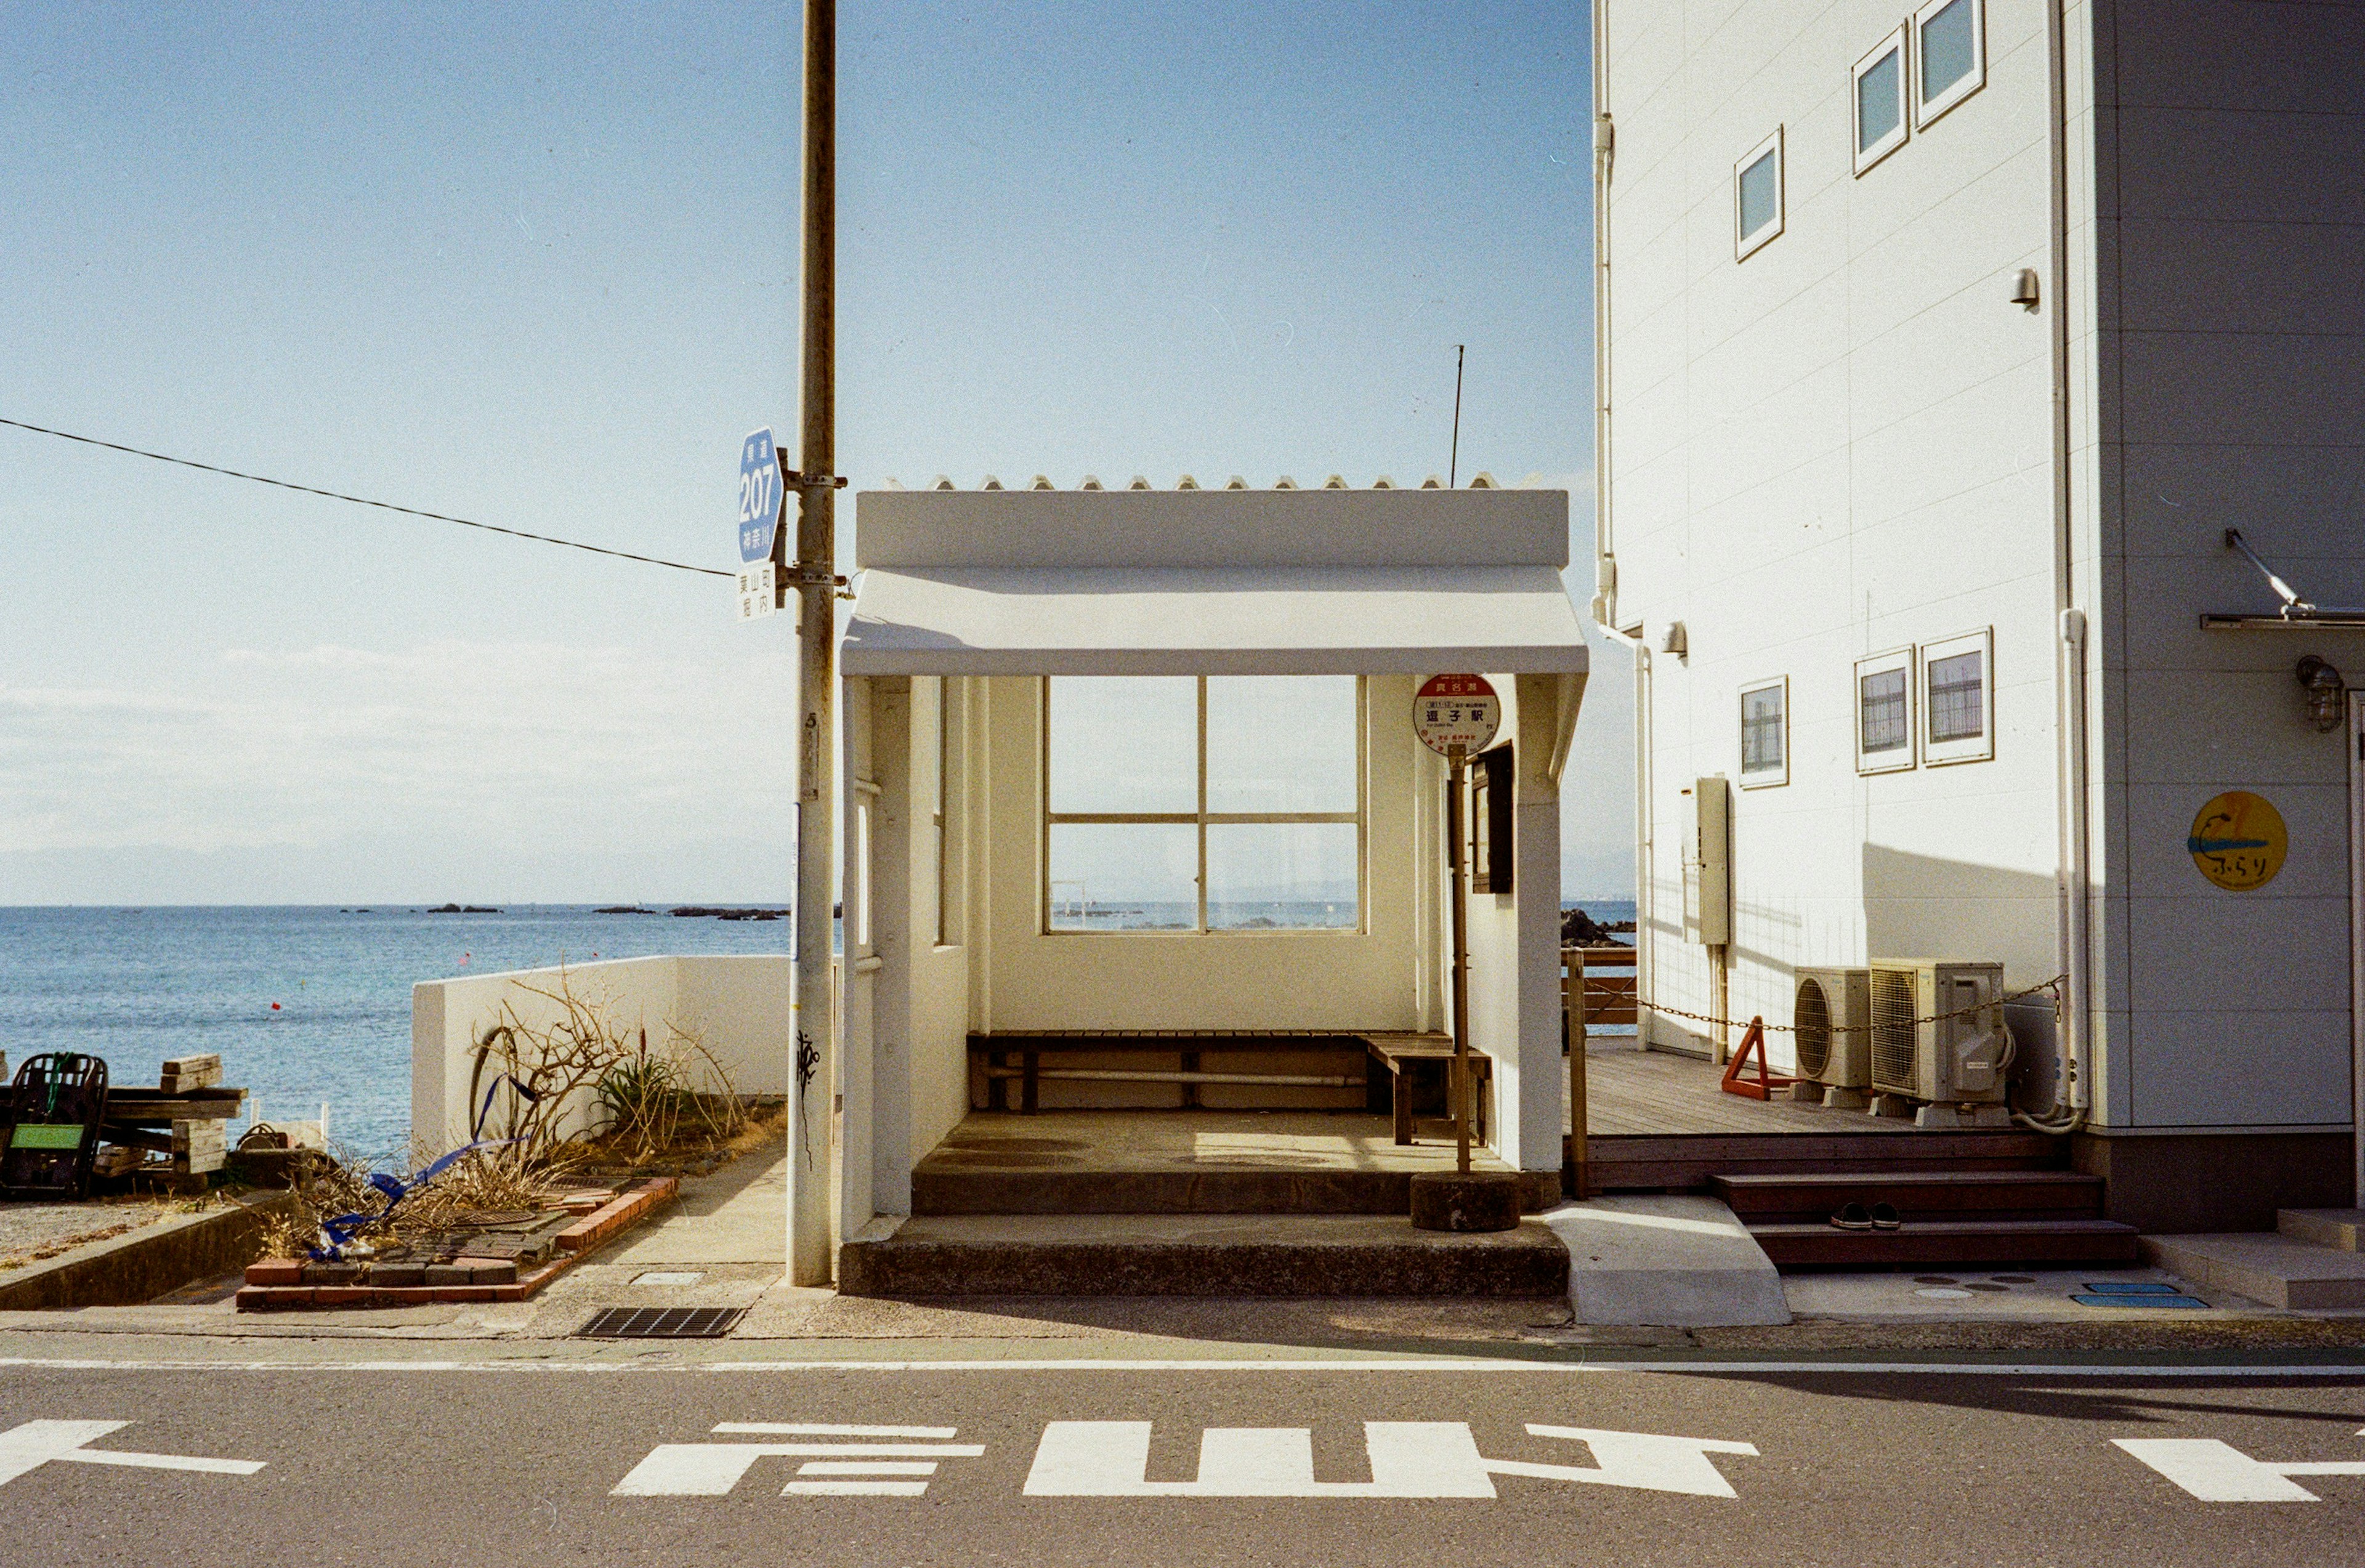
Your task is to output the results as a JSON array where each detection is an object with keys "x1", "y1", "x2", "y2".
[{"x1": 0, "y1": 0, "x2": 1629, "y2": 904}]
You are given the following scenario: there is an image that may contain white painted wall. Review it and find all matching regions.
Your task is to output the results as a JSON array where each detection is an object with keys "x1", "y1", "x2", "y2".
[
  {"x1": 412, "y1": 955, "x2": 790, "y2": 1159},
  {"x1": 1607, "y1": 0, "x2": 2063, "y2": 1081}
]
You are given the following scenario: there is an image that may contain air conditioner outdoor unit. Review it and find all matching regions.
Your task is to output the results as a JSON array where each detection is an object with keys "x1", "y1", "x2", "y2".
[
  {"x1": 1869, "y1": 960, "x2": 2010, "y2": 1127},
  {"x1": 1792, "y1": 968, "x2": 1872, "y2": 1109}
]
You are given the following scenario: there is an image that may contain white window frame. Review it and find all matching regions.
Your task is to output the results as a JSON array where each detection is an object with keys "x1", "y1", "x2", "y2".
[
  {"x1": 1040, "y1": 675, "x2": 1367, "y2": 935},
  {"x1": 1737, "y1": 676, "x2": 1789, "y2": 789},
  {"x1": 1853, "y1": 647, "x2": 1917, "y2": 774},
  {"x1": 1852, "y1": 27, "x2": 1910, "y2": 175},
  {"x1": 1920, "y1": 628, "x2": 1995, "y2": 766},
  {"x1": 1912, "y1": 0, "x2": 1986, "y2": 130},
  {"x1": 1734, "y1": 128, "x2": 1784, "y2": 261}
]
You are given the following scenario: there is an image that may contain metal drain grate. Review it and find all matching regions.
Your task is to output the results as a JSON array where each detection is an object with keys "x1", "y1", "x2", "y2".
[{"x1": 577, "y1": 1306, "x2": 745, "y2": 1340}]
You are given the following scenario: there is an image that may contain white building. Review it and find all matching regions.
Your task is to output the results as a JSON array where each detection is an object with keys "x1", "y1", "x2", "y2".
[{"x1": 1593, "y1": 0, "x2": 2365, "y2": 1232}]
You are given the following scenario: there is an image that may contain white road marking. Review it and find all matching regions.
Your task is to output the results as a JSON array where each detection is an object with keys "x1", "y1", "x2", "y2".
[
  {"x1": 0, "y1": 1421, "x2": 265, "y2": 1487},
  {"x1": 613, "y1": 1423, "x2": 983, "y2": 1498},
  {"x1": 1021, "y1": 1421, "x2": 1756, "y2": 1499},
  {"x1": 0, "y1": 1356, "x2": 2361, "y2": 1378},
  {"x1": 2116, "y1": 1428, "x2": 2365, "y2": 1502}
]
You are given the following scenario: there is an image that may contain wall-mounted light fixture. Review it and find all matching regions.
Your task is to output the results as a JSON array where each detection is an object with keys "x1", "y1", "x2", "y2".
[
  {"x1": 2296, "y1": 655, "x2": 2346, "y2": 732},
  {"x1": 2010, "y1": 267, "x2": 2040, "y2": 310},
  {"x1": 1663, "y1": 621, "x2": 1689, "y2": 660}
]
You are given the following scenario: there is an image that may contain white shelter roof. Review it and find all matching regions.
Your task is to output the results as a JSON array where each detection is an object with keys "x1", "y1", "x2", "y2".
[{"x1": 840, "y1": 488, "x2": 1590, "y2": 677}]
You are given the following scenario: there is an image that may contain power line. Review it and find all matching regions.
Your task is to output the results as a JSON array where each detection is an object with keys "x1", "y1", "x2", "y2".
[{"x1": 0, "y1": 415, "x2": 731, "y2": 578}]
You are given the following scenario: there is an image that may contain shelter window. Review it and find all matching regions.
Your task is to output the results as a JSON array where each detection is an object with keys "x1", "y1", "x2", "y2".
[
  {"x1": 1854, "y1": 648, "x2": 1915, "y2": 774},
  {"x1": 1853, "y1": 28, "x2": 1908, "y2": 173},
  {"x1": 934, "y1": 677, "x2": 962, "y2": 948},
  {"x1": 1044, "y1": 675, "x2": 1362, "y2": 932},
  {"x1": 1922, "y1": 629, "x2": 1994, "y2": 764},
  {"x1": 1914, "y1": 0, "x2": 1984, "y2": 127},
  {"x1": 1734, "y1": 129, "x2": 1784, "y2": 260},
  {"x1": 1738, "y1": 677, "x2": 1788, "y2": 788}
]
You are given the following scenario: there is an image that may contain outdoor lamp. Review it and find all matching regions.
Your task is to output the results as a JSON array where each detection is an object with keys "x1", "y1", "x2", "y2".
[{"x1": 2295, "y1": 655, "x2": 2346, "y2": 732}]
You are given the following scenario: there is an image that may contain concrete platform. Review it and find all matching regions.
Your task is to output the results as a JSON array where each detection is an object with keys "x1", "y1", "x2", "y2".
[
  {"x1": 1539, "y1": 1195, "x2": 1789, "y2": 1328},
  {"x1": 2280, "y1": 1208, "x2": 2365, "y2": 1251},
  {"x1": 915, "y1": 1110, "x2": 1557, "y2": 1214},
  {"x1": 2141, "y1": 1231, "x2": 2365, "y2": 1309},
  {"x1": 837, "y1": 1213, "x2": 1571, "y2": 1298}
]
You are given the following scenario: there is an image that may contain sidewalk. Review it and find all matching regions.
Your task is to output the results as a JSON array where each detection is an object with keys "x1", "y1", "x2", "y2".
[{"x1": 1, "y1": 1136, "x2": 2362, "y2": 1354}]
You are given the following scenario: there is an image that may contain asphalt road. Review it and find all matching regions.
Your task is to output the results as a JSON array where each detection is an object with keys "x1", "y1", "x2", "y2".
[{"x1": 1, "y1": 1341, "x2": 2362, "y2": 1566}]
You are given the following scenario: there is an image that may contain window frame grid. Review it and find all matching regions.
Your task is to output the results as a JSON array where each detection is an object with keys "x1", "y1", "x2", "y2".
[
  {"x1": 1737, "y1": 675, "x2": 1790, "y2": 790},
  {"x1": 1854, "y1": 647, "x2": 1918, "y2": 775},
  {"x1": 1920, "y1": 628, "x2": 1995, "y2": 766},
  {"x1": 1040, "y1": 675, "x2": 1367, "y2": 936},
  {"x1": 1852, "y1": 27, "x2": 1910, "y2": 175},
  {"x1": 1734, "y1": 127, "x2": 1785, "y2": 261},
  {"x1": 1912, "y1": 0, "x2": 1986, "y2": 130}
]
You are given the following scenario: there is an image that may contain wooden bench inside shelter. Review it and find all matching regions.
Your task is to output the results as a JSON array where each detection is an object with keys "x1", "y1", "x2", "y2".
[{"x1": 966, "y1": 1031, "x2": 1490, "y2": 1145}]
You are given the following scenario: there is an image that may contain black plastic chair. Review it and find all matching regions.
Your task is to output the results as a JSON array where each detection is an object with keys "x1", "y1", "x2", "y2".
[{"x1": 0, "y1": 1053, "x2": 109, "y2": 1200}]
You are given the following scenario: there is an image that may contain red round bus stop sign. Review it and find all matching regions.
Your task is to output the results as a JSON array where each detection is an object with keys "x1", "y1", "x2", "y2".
[{"x1": 1413, "y1": 673, "x2": 1501, "y2": 756}]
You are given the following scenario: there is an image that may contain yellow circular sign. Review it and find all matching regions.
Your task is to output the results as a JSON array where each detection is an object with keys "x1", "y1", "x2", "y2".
[{"x1": 2186, "y1": 790, "x2": 2287, "y2": 891}]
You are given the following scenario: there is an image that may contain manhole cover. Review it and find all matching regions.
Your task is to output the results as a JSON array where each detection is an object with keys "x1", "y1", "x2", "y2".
[{"x1": 578, "y1": 1306, "x2": 745, "y2": 1339}]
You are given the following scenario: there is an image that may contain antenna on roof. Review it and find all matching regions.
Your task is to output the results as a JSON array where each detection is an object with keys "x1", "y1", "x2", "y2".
[{"x1": 1449, "y1": 344, "x2": 1466, "y2": 488}]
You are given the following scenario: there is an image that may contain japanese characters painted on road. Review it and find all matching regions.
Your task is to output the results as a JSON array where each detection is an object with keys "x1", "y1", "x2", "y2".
[
  {"x1": 612, "y1": 1418, "x2": 1757, "y2": 1501},
  {"x1": 0, "y1": 1421, "x2": 266, "y2": 1487},
  {"x1": 735, "y1": 427, "x2": 783, "y2": 623},
  {"x1": 1413, "y1": 673, "x2": 1501, "y2": 757},
  {"x1": 2117, "y1": 1429, "x2": 2365, "y2": 1501}
]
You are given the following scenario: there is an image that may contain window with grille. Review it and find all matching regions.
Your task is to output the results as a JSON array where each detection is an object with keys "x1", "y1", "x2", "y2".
[
  {"x1": 1921, "y1": 629, "x2": 1994, "y2": 764},
  {"x1": 1738, "y1": 677, "x2": 1788, "y2": 788},
  {"x1": 1854, "y1": 648, "x2": 1915, "y2": 774},
  {"x1": 1043, "y1": 675, "x2": 1363, "y2": 932}
]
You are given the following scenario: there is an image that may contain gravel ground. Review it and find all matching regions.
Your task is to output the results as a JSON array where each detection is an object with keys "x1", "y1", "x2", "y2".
[{"x1": 0, "y1": 1197, "x2": 183, "y2": 1271}]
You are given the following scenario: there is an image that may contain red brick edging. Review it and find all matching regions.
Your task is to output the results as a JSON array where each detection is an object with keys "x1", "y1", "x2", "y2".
[{"x1": 234, "y1": 1177, "x2": 679, "y2": 1312}]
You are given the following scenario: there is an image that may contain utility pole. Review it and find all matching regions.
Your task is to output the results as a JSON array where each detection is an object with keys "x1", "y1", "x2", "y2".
[{"x1": 787, "y1": 0, "x2": 839, "y2": 1288}]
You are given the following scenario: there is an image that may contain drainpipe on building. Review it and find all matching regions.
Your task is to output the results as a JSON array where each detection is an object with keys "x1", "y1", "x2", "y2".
[
  {"x1": 1588, "y1": 0, "x2": 1622, "y2": 640},
  {"x1": 2033, "y1": 0, "x2": 2090, "y2": 1134}
]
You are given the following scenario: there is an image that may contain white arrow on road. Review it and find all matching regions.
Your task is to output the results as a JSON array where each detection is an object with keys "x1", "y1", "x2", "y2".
[
  {"x1": 1023, "y1": 1421, "x2": 1758, "y2": 1499},
  {"x1": 0, "y1": 1421, "x2": 265, "y2": 1487},
  {"x1": 2115, "y1": 1429, "x2": 2365, "y2": 1501}
]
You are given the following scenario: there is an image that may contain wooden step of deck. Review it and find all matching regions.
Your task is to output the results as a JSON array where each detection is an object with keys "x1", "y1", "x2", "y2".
[
  {"x1": 1747, "y1": 1218, "x2": 2139, "y2": 1269},
  {"x1": 913, "y1": 1165, "x2": 1561, "y2": 1216},
  {"x1": 1580, "y1": 1131, "x2": 2062, "y2": 1192},
  {"x1": 839, "y1": 1214, "x2": 1571, "y2": 1298},
  {"x1": 1710, "y1": 1170, "x2": 2105, "y2": 1223}
]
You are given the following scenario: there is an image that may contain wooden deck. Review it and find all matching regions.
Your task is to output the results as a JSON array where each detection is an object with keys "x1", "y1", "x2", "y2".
[{"x1": 1569, "y1": 1043, "x2": 1923, "y2": 1136}]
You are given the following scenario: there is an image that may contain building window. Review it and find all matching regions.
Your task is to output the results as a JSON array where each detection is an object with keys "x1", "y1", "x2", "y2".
[
  {"x1": 1734, "y1": 129, "x2": 1784, "y2": 261},
  {"x1": 1853, "y1": 28, "x2": 1909, "y2": 174},
  {"x1": 1921, "y1": 629, "x2": 1994, "y2": 764},
  {"x1": 1738, "y1": 676, "x2": 1789, "y2": 788},
  {"x1": 1914, "y1": 0, "x2": 1985, "y2": 127},
  {"x1": 1043, "y1": 674, "x2": 1363, "y2": 932},
  {"x1": 1854, "y1": 648, "x2": 1915, "y2": 774}
]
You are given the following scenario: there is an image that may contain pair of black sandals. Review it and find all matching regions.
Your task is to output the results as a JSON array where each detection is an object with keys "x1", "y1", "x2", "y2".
[{"x1": 1829, "y1": 1201, "x2": 1901, "y2": 1232}]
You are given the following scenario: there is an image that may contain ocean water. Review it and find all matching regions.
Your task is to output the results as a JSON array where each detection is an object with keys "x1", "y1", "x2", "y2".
[
  {"x1": 0, "y1": 906, "x2": 794, "y2": 1163},
  {"x1": 0, "y1": 897, "x2": 1638, "y2": 1163}
]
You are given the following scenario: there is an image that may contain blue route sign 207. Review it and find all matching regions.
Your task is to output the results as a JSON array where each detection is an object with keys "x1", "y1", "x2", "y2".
[{"x1": 738, "y1": 428, "x2": 782, "y2": 565}]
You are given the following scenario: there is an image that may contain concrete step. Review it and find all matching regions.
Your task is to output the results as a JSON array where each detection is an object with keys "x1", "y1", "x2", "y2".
[
  {"x1": 912, "y1": 1165, "x2": 1559, "y2": 1217},
  {"x1": 1710, "y1": 1170, "x2": 2104, "y2": 1223},
  {"x1": 1746, "y1": 1218, "x2": 2139, "y2": 1269},
  {"x1": 2144, "y1": 1231, "x2": 2365, "y2": 1309},
  {"x1": 1542, "y1": 1195, "x2": 1789, "y2": 1327},
  {"x1": 837, "y1": 1213, "x2": 1571, "y2": 1298},
  {"x1": 2279, "y1": 1208, "x2": 2365, "y2": 1252}
]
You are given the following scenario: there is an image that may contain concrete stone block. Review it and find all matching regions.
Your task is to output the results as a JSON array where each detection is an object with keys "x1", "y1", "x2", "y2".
[
  {"x1": 2141, "y1": 1232, "x2": 2365, "y2": 1309},
  {"x1": 2279, "y1": 1208, "x2": 2365, "y2": 1252},
  {"x1": 1541, "y1": 1195, "x2": 1792, "y2": 1328},
  {"x1": 1409, "y1": 1171, "x2": 1524, "y2": 1232}
]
